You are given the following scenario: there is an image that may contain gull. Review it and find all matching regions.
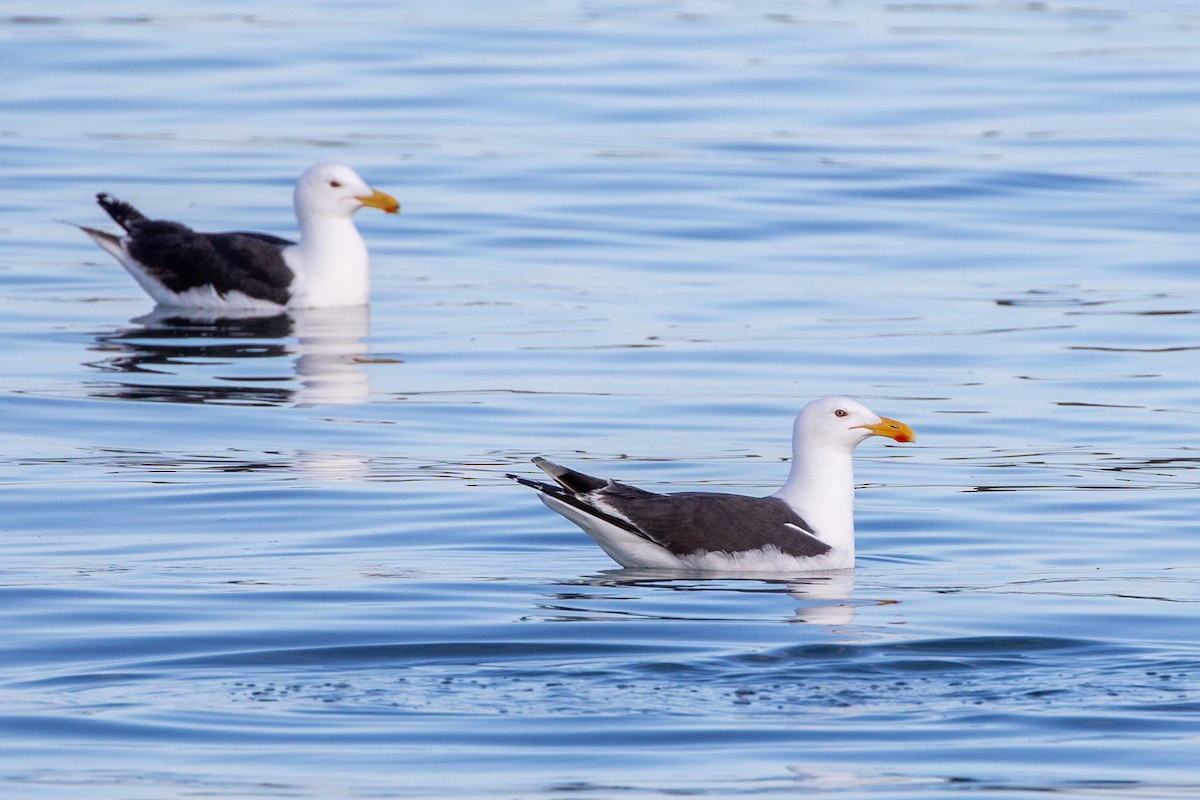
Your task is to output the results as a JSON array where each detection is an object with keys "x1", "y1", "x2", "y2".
[
  {"x1": 510, "y1": 396, "x2": 914, "y2": 571},
  {"x1": 79, "y1": 161, "x2": 399, "y2": 311}
]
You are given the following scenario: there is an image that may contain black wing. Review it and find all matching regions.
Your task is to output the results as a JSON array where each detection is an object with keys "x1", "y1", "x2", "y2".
[
  {"x1": 97, "y1": 193, "x2": 295, "y2": 305},
  {"x1": 96, "y1": 192, "x2": 147, "y2": 231},
  {"x1": 127, "y1": 223, "x2": 295, "y2": 305},
  {"x1": 509, "y1": 472, "x2": 650, "y2": 539},
  {"x1": 531, "y1": 456, "x2": 608, "y2": 493}
]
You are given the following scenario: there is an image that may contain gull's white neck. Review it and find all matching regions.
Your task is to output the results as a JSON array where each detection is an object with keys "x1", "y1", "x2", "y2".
[
  {"x1": 772, "y1": 438, "x2": 857, "y2": 563},
  {"x1": 286, "y1": 215, "x2": 370, "y2": 308}
]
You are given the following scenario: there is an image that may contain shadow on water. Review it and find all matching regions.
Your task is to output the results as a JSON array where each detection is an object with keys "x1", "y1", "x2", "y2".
[{"x1": 83, "y1": 305, "x2": 382, "y2": 406}]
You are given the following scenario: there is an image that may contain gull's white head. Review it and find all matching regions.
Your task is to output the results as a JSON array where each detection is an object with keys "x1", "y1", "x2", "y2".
[
  {"x1": 793, "y1": 395, "x2": 915, "y2": 454},
  {"x1": 293, "y1": 161, "x2": 400, "y2": 221},
  {"x1": 774, "y1": 396, "x2": 914, "y2": 559}
]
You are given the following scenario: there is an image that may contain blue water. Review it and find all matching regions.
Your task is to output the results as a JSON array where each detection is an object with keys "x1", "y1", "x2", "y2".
[{"x1": 3, "y1": 2, "x2": 1200, "y2": 797}]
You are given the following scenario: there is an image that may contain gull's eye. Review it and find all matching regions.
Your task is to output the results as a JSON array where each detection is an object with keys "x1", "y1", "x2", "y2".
[
  {"x1": 329, "y1": 180, "x2": 342, "y2": 188},
  {"x1": 834, "y1": 409, "x2": 848, "y2": 418}
]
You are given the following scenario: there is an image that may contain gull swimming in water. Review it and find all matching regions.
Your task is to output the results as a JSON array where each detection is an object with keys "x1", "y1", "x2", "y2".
[
  {"x1": 79, "y1": 161, "x2": 399, "y2": 311},
  {"x1": 510, "y1": 396, "x2": 915, "y2": 571}
]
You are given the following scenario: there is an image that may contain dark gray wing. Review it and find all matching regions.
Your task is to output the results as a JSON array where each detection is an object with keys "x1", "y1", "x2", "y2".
[
  {"x1": 127, "y1": 223, "x2": 295, "y2": 305},
  {"x1": 597, "y1": 483, "x2": 831, "y2": 558},
  {"x1": 97, "y1": 193, "x2": 295, "y2": 305}
]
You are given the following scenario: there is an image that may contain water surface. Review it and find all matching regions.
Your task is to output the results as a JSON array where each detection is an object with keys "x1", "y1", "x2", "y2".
[{"x1": 2, "y1": 2, "x2": 1200, "y2": 797}]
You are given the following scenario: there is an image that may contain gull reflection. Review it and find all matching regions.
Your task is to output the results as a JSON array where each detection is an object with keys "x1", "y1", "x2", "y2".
[
  {"x1": 784, "y1": 570, "x2": 856, "y2": 625},
  {"x1": 551, "y1": 568, "x2": 858, "y2": 625},
  {"x1": 86, "y1": 305, "x2": 378, "y2": 406}
]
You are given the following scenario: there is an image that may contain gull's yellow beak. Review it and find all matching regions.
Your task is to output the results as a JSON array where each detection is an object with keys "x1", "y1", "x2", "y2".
[
  {"x1": 860, "y1": 416, "x2": 915, "y2": 443},
  {"x1": 356, "y1": 188, "x2": 401, "y2": 214}
]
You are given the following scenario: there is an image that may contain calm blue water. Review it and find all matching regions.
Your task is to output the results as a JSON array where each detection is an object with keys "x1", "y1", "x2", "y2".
[{"x1": 2, "y1": 2, "x2": 1200, "y2": 797}]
